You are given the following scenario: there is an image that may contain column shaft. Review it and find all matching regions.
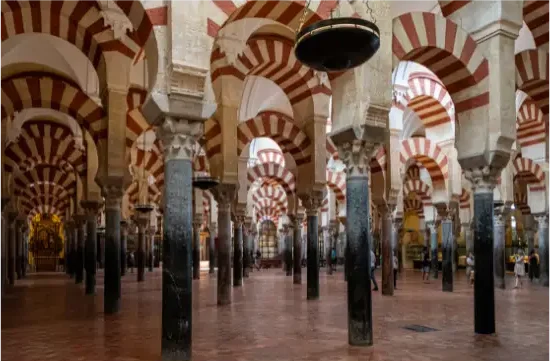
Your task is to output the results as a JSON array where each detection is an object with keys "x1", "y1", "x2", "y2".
[
  {"x1": 148, "y1": 232, "x2": 154, "y2": 272},
  {"x1": 293, "y1": 217, "x2": 303, "y2": 284},
  {"x1": 208, "y1": 231, "x2": 215, "y2": 274},
  {"x1": 193, "y1": 223, "x2": 201, "y2": 280},
  {"x1": 7, "y1": 218, "x2": 16, "y2": 285},
  {"x1": 430, "y1": 227, "x2": 438, "y2": 279},
  {"x1": 441, "y1": 218, "x2": 453, "y2": 292},
  {"x1": 346, "y1": 174, "x2": 373, "y2": 346},
  {"x1": 120, "y1": 222, "x2": 128, "y2": 277},
  {"x1": 233, "y1": 221, "x2": 243, "y2": 286},
  {"x1": 493, "y1": 215, "x2": 505, "y2": 289},
  {"x1": 15, "y1": 222, "x2": 22, "y2": 280},
  {"x1": 75, "y1": 221, "x2": 85, "y2": 284},
  {"x1": 306, "y1": 213, "x2": 319, "y2": 300},
  {"x1": 215, "y1": 192, "x2": 233, "y2": 305},
  {"x1": 285, "y1": 231, "x2": 293, "y2": 276},
  {"x1": 473, "y1": 189, "x2": 495, "y2": 334},
  {"x1": 161, "y1": 157, "x2": 193, "y2": 359},
  {"x1": 536, "y1": 214, "x2": 549, "y2": 287},
  {"x1": 104, "y1": 192, "x2": 122, "y2": 314},
  {"x1": 381, "y1": 212, "x2": 393, "y2": 296},
  {"x1": 137, "y1": 223, "x2": 146, "y2": 282},
  {"x1": 85, "y1": 215, "x2": 98, "y2": 294}
]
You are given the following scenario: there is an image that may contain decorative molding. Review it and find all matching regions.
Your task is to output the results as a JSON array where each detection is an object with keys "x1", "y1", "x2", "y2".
[
  {"x1": 167, "y1": 61, "x2": 208, "y2": 99},
  {"x1": 365, "y1": 105, "x2": 389, "y2": 128},
  {"x1": 464, "y1": 166, "x2": 501, "y2": 194},
  {"x1": 156, "y1": 117, "x2": 202, "y2": 161},
  {"x1": 100, "y1": 5, "x2": 133, "y2": 40}
]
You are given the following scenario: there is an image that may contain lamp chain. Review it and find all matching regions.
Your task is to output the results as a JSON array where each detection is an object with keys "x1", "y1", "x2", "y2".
[{"x1": 296, "y1": 0, "x2": 312, "y2": 34}]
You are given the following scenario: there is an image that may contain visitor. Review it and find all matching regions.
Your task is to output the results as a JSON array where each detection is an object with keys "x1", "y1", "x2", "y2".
[
  {"x1": 528, "y1": 249, "x2": 539, "y2": 283},
  {"x1": 422, "y1": 247, "x2": 431, "y2": 283},
  {"x1": 466, "y1": 252, "x2": 475, "y2": 285},
  {"x1": 255, "y1": 249, "x2": 261, "y2": 271},
  {"x1": 393, "y1": 252, "x2": 399, "y2": 289},
  {"x1": 128, "y1": 251, "x2": 135, "y2": 273},
  {"x1": 331, "y1": 248, "x2": 337, "y2": 272},
  {"x1": 514, "y1": 249, "x2": 526, "y2": 289},
  {"x1": 370, "y1": 249, "x2": 378, "y2": 291}
]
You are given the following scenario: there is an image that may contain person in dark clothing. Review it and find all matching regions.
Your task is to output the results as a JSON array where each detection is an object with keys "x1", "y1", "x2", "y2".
[
  {"x1": 422, "y1": 247, "x2": 431, "y2": 283},
  {"x1": 529, "y1": 249, "x2": 539, "y2": 283}
]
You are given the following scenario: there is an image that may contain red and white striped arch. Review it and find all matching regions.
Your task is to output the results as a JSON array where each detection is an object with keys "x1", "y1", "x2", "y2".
[
  {"x1": 405, "y1": 164, "x2": 421, "y2": 181},
  {"x1": 393, "y1": 12, "x2": 489, "y2": 115},
  {"x1": 130, "y1": 143, "x2": 164, "y2": 190},
  {"x1": 125, "y1": 180, "x2": 162, "y2": 207},
  {"x1": 126, "y1": 88, "x2": 149, "y2": 148},
  {"x1": 515, "y1": 49, "x2": 549, "y2": 116},
  {"x1": 403, "y1": 179, "x2": 432, "y2": 206},
  {"x1": 15, "y1": 182, "x2": 72, "y2": 205},
  {"x1": 395, "y1": 72, "x2": 455, "y2": 135},
  {"x1": 211, "y1": 34, "x2": 331, "y2": 123},
  {"x1": 516, "y1": 96, "x2": 547, "y2": 149},
  {"x1": 257, "y1": 149, "x2": 285, "y2": 167},
  {"x1": 404, "y1": 198, "x2": 425, "y2": 218},
  {"x1": 371, "y1": 145, "x2": 387, "y2": 174},
  {"x1": 251, "y1": 186, "x2": 287, "y2": 213},
  {"x1": 3, "y1": 120, "x2": 86, "y2": 176},
  {"x1": 326, "y1": 137, "x2": 339, "y2": 162},
  {"x1": 320, "y1": 197, "x2": 330, "y2": 213},
  {"x1": 513, "y1": 155, "x2": 546, "y2": 191},
  {"x1": 514, "y1": 182, "x2": 531, "y2": 215},
  {"x1": 247, "y1": 162, "x2": 295, "y2": 194},
  {"x1": 438, "y1": 1, "x2": 472, "y2": 17},
  {"x1": 20, "y1": 195, "x2": 69, "y2": 218},
  {"x1": 523, "y1": 1, "x2": 549, "y2": 49},
  {"x1": 399, "y1": 138, "x2": 448, "y2": 187},
  {"x1": 237, "y1": 111, "x2": 311, "y2": 165},
  {"x1": 326, "y1": 169, "x2": 346, "y2": 203},
  {"x1": 13, "y1": 164, "x2": 76, "y2": 192},
  {"x1": 202, "y1": 190, "x2": 212, "y2": 221},
  {"x1": 1, "y1": 74, "x2": 106, "y2": 140}
]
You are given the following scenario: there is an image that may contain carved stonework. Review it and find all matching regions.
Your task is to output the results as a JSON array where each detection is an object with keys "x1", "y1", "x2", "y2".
[
  {"x1": 365, "y1": 105, "x2": 389, "y2": 128},
  {"x1": 167, "y1": 61, "x2": 208, "y2": 99},
  {"x1": 211, "y1": 184, "x2": 238, "y2": 210},
  {"x1": 338, "y1": 140, "x2": 378, "y2": 177},
  {"x1": 493, "y1": 214, "x2": 504, "y2": 227},
  {"x1": 217, "y1": 30, "x2": 247, "y2": 67},
  {"x1": 156, "y1": 117, "x2": 202, "y2": 161},
  {"x1": 298, "y1": 190, "x2": 326, "y2": 217},
  {"x1": 81, "y1": 200, "x2": 102, "y2": 221},
  {"x1": 313, "y1": 71, "x2": 330, "y2": 87},
  {"x1": 103, "y1": 185, "x2": 124, "y2": 211},
  {"x1": 464, "y1": 166, "x2": 501, "y2": 194},
  {"x1": 535, "y1": 213, "x2": 549, "y2": 229},
  {"x1": 100, "y1": 5, "x2": 133, "y2": 40}
]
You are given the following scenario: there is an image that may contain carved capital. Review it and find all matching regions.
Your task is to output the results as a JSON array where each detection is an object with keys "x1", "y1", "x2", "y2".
[
  {"x1": 337, "y1": 139, "x2": 378, "y2": 176},
  {"x1": 464, "y1": 166, "x2": 501, "y2": 194},
  {"x1": 102, "y1": 185, "x2": 124, "y2": 211},
  {"x1": 134, "y1": 214, "x2": 149, "y2": 232},
  {"x1": 156, "y1": 117, "x2": 203, "y2": 161},
  {"x1": 493, "y1": 214, "x2": 504, "y2": 227},
  {"x1": 73, "y1": 214, "x2": 87, "y2": 227},
  {"x1": 298, "y1": 190, "x2": 326, "y2": 216},
  {"x1": 535, "y1": 213, "x2": 549, "y2": 229},
  {"x1": 193, "y1": 214, "x2": 203, "y2": 229},
  {"x1": 211, "y1": 184, "x2": 238, "y2": 211},
  {"x1": 100, "y1": 5, "x2": 133, "y2": 40},
  {"x1": 81, "y1": 200, "x2": 102, "y2": 220}
]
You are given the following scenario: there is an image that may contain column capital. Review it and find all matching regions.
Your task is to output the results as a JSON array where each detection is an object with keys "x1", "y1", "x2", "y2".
[
  {"x1": 81, "y1": 200, "x2": 102, "y2": 220},
  {"x1": 377, "y1": 203, "x2": 395, "y2": 219},
  {"x1": 102, "y1": 184, "x2": 124, "y2": 211},
  {"x1": 232, "y1": 213, "x2": 245, "y2": 227},
  {"x1": 534, "y1": 213, "x2": 549, "y2": 228},
  {"x1": 155, "y1": 117, "x2": 202, "y2": 161},
  {"x1": 134, "y1": 214, "x2": 149, "y2": 231},
  {"x1": 73, "y1": 214, "x2": 87, "y2": 226},
  {"x1": 193, "y1": 214, "x2": 203, "y2": 229},
  {"x1": 426, "y1": 221, "x2": 437, "y2": 233},
  {"x1": 493, "y1": 214, "x2": 504, "y2": 227},
  {"x1": 329, "y1": 124, "x2": 385, "y2": 176},
  {"x1": 464, "y1": 166, "x2": 501, "y2": 194},
  {"x1": 211, "y1": 183, "x2": 238, "y2": 209},
  {"x1": 298, "y1": 189, "x2": 326, "y2": 216}
]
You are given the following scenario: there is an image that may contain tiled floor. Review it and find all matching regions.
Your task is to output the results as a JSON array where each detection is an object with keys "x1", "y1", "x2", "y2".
[{"x1": 2, "y1": 268, "x2": 549, "y2": 361}]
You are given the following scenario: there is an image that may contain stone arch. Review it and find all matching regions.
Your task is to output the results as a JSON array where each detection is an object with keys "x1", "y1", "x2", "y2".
[
  {"x1": 251, "y1": 186, "x2": 287, "y2": 213},
  {"x1": 512, "y1": 155, "x2": 546, "y2": 191},
  {"x1": 523, "y1": 0, "x2": 549, "y2": 48},
  {"x1": 326, "y1": 169, "x2": 346, "y2": 203},
  {"x1": 403, "y1": 179, "x2": 432, "y2": 204},
  {"x1": 1, "y1": 74, "x2": 106, "y2": 140},
  {"x1": 11, "y1": 164, "x2": 77, "y2": 194},
  {"x1": 403, "y1": 197, "x2": 424, "y2": 219},
  {"x1": 515, "y1": 49, "x2": 549, "y2": 116},
  {"x1": 125, "y1": 180, "x2": 161, "y2": 207},
  {"x1": 516, "y1": 95, "x2": 547, "y2": 151},
  {"x1": 20, "y1": 195, "x2": 69, "y2": 217},
  {"x1": 393, "y1": 12, "x2": 489, "y2": 118},
  {"x1": 247, "y1": 162, "x2": 295, "y2": 194},
  {"x1": 438, "y1": 1, "x2": 472, "y2": 18},
  {"x1": 126, "y1": 87, "x2": 149, "y2": 148},
  {"x1": 130, "y1": 140, "x2": 164, "y2": 190},
  {"x1": 257, "y1": 148, "x2": 285, "y2": 167},
  {"x1": 3, "y1": 119, "x2": 86, "y2": 175},
  {"x1": 237, "y1": 111, "x2": 311, "y2": 165},
  {"x1": 459, "y1": 188, "x2": 471, "y2": 210}
]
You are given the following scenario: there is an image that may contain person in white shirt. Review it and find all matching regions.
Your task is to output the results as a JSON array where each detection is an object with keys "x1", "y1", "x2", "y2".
[
  {"x1": 370, "y1": 249, "x2": 378, "y2": 291},
  {"x1": 393, "y1": 253, "x2": 399, "y2": 289}
]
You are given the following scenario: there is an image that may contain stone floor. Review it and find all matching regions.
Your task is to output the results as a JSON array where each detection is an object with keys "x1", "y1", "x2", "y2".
[{"x1": 1, "y1": 267, "x2": 549, "y2": 361}]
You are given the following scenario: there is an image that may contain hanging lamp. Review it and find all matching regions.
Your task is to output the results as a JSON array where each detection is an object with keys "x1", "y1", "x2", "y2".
[
  {"x1": 192, "y1": 146, "x2": 219, "y2": 190},
  {"x1": 294, "y1": 0, "x2": 380, "y2": 72}
]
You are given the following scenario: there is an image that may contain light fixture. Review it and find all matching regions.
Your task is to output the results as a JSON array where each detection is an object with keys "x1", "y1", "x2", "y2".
[{"x1": 294, "y1": 0, "x2": 380, "y2": 72}]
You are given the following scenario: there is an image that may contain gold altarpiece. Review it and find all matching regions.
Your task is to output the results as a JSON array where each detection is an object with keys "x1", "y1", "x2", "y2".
[{"x1": 29, "y1": 214, "x2": 64, "y2": 272}]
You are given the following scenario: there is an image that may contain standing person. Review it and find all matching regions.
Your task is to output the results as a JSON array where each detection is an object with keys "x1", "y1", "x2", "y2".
[
  {"x1": 331, "y1": 248, "x2": 337, "y2": 272},
  {"x1": 393, "y1": 252, "x2": 399, "y2": 290},
  {"x1": 422, "y1": 247, "x2": 431, "y2": 283},
  {"x1": 466, "y1": 252, "x2": 475, "y2": 285},
  {"x1": 514, "y1": 249, "x2": 526, "y2": 289},
  {"x1": 255, "y1": 249, "x2": 262, "y2": 271},
  {"x1": 128, "y1": 251, "x2": 135, "y2": 273},
  {"x1": 528, "y1": 249, "x2": 538, "y2": 283},
  {"x1": 370, "y1": 249, "x2": 379, "y2": 291}
]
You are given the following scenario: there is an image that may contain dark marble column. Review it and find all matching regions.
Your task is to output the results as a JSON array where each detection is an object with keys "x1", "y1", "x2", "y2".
[
  {"x1": 136, "y1": 215, "x2": 148, "y2": 282},
  {"x1": 1, "y1": 198, "x2": 8, "y2": 295},
  {"x1": 233, "y1": 213, "x2": 244, "y2": 287},
  {"x1": 441, "y1": 216, "x2": 453, "y2": 292},
  {"x1": 103, "y1": 186, "x2": 123, "y2": 314},
  {"x1": 192, "y1": 219, "x2": 202, "y2": 280},
  {"x1": 66, "y1": 221, "x2": 74, "y2": 276},
  {"x1": 7, "y1": 212, "x2": 17, "y2": 285},
  {"x1": 74, "y1": 215, "x2": 86, "y2": 284},
  {"x1": 120, "y1": 220, "x2": 128, "y2": 276},
  {"x1": 82, "y1": 201, "x2": 100, "y2": 295},
  {"x1": 212, "y1": 184, "x2": 236, "y2": 305},
  {"x1": 15, "y1": 219, "x2": 23, "y2": 280},
  {"x1": 284, "y1": 224, "x2": 293, "y2": 276},
  {"x1": 157, "y1": 120, "x2": 200, "y2": 360},
  {"x1": 148, "y1": 227, "x2": 155, "y2": 272},
  {"x1": 243, "y1": 218, "x2": 251, "y2": 278},
  {"x1": 428, "y1": 222, "x2": 438, "y2": 279},
  {"x1": 209, "y1": 223, "x2": 216, "y2": 274},
  {"x1": 535, "y1": 213, "x2": 549, "y2": 287},
  {"x1": 493, "y1": 213, "x2": 506, "y2": 289},
  {"x1": 462, "y1": 222, "x2": 474, "y2": 254},
  {"x1": 20, "y1": 225, "x2": 28, "y2": 278},
  {"x1": 290, "y1": 215, "x2": 303, "y2": 284},
  {"x1": 299, "y1": 192, "x2": 324, "y2": 301},
  {"x1": 97, "y1": 227, "x2": 105, "y2": 269},
  {"x1": 333, "y1": 136, "x2": 377, "y2": 346},
  {"x1": 380, "y1": 206, "x2": 394, "y2": 296},
  {"x1": 466, "y1": 169, "x2": 496, "y2": 335}
]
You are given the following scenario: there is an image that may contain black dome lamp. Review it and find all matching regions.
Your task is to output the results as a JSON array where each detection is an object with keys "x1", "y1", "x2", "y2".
[
  {"x1": 294, "y1": 0, "x2": 380, "y2": 72},
  {"x1": 192, "y1": 175, "x2": 220, "y2": 190}
]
